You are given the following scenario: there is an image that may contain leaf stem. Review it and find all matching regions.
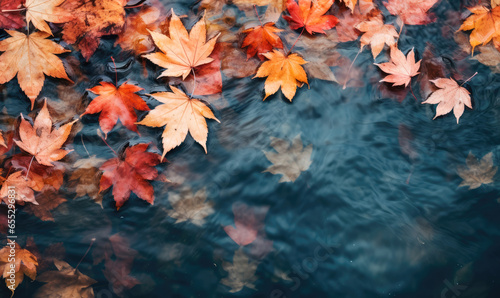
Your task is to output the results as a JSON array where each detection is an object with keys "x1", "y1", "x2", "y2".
[
  {"x1": 81, "y1": 135, "x2": 91, "y2": 158},
  {"x1": 460, "y1": 72, "x2": 478, "y2": 87},
  {"x1": 99, "y1": 135, "x2": 118, "y2": 156},
  {"x1": 343, "y1": 49, "x2": 362, "y2": 89},
  {"x1": 25, "y1": 155, "x2": 35, "y2": 180},
  {"x1": 190, "y1": 68, "x2": 197, "y2": 98},
  {"x1": 287, "y1": 27, "x2": 305, "y2": 56},
  {"x1": 1, "y1": 8, "x2": 26, "y2": 12},
  {"x1": 75, "y1": 238, "x2": 96, "y2": 271},
  {"x1": 409, "y1": 83, "x2": 419, "y2": 101},
  {"x1": 253, "y1": 5, "x2": 263, "y2": 27},
  {"x1": 111, "y1": 57, "x2": 118, "y2": 86}
]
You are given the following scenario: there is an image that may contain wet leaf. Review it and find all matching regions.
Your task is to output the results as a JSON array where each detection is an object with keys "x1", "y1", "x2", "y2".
[
  {"x1": 82, "y1": 82, "x2": 150, "y2": 137},
  {"x1": 0, "y1": 243, "x2": 38, "y2": 292},
  {"x1": 166, "y1": 187, "x2": 214, "y2": 226},
  {"x1": 143, "y1": 10, "x2": 220, "y2": 79},
  {"x1": 0, "y1": 0, "x2": 24, "y2": 29},
  {"x1": 99, "y1": 143, "x2": 163, "y2": 210},
  {"x1": 422, "y1": 78, "x2": 472, "y2": 123},
  {"x1": 254, "y1": 50, "x2": 308, "y2": 101},
  {"x1": 224, "y1": 203, "x2": 267, "y2": 246},
  {"x1": 0, "y1": 131, "x2": 5, "y2": 148},
  {"x1": 356, "y1": 12, "x2": 398, "y2": 59},
  {"x1": 136, "y1": 86, "x2": 219, "y2": 159},
  {"x1": 25, "y1": 237, "x2": 65, "y2": 272},
  {"x1": 221, "y1": 248, "x2": 258, "y2": 293},
  {"x1": 68, "y1": 155, "x2": 106, "y2": 207},
  {"x1": 459, "y1": 6, "x2": 500, "y2": 53},
  {"x1": 35, "y1": 260, "x2": 96, "y2": 298},
  {"x1": 15, "y1": 100, "x2": 76, "y2": 166},
  {"x1": 384, "y1": 0, "x2": 439, "y2": 25},
  {"x1": 376, "y1": 46, "x2": 421, "y2": 87},
  {"x1": 0, "y1": 31, "x2": 72, "y2": 108},
  {"x1": 0, "y1": 171, "x2": 44, "y2": 205},
  {"x1": 242, "y1": 22, "x2": 283, "y2": 60},
  {"x1": 263, "y1": 135, "x2": 312, "y2": 182},
  {"x1": 24, "y1": 186, "x2": 66, "y2": 221},
  {"x1": 457, "y1": 152, "x2": 497, "y2": 189},
  {"x1": 25, "y1": 0, "x2": 73, "y2": 34},
  {"x1": 283, "y1": 0, "x2": 338, "y2": 34}
]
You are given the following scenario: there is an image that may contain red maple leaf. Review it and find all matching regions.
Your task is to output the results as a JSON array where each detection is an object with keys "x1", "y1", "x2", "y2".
[
  {"x1": 242, "y1": 22, "x2": 284, "y2": 60},
  {"x1": 224, "y1": 203, "x2": 268, "y2": 246},
  {"x1": 283, "y1": 0, "x2": 339, "y2": 34},
  {"x1": 0, "y1": 0, "x2": 25, "y2": 29},
  {"x1": 99, "y1": 143, "x2": 162, "y2": 209}
]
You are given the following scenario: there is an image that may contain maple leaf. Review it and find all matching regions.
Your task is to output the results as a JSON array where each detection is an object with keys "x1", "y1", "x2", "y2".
[
  {"x1": 375, "y1": 47, "x2": 421, "y2": 87},
  {"x1": 143, "y1": 10, "x2": 220, "y2": 79},
  {"x1": 10, "y1": 154, "x2": 65, "y2": 191},
  {"x1": 254, "y1": 50, "x2": 308, "y2": 101},
  {"x1": 224, "y1": 203, "x2": 266, "y2": 246},
  {"x1": 61, "y1": 0, "x2": 127, "y2": 61},
  {"x1": 136, "y1": 86, "x2": 219, "y2": 159},
  {"x1": 283, "y1": 0, "x2": 339, "y2": 34},
  {"x1": 422, "y1": 78, "x2": 472, "y2": 123},
  {"x1": 0, "y1": 0, "x2": 24, "y2": 29},
  {"x1": 25, "y1": 237, "x2": 65, "y2": 272},
  {"x1": 166, "y1": 187, "x2": 214, "y2": 226},
  {"x1": 82, "y1": 82, "x2": 149, "y2": 137},
  {"x1": 0, "y1": 31, "x2": 72, "y2": 108},
  {"x1": 0, "y1": 171, "x2": 44, "y2": 205},
  {"x1": 35, "y1": 260, "x2": 96, "y2": 298},
  {"x1": 340, "y1": 0, "x2": 374, "y2": 14},
  {"x1": 25, "y1": 0, "x2": 73, "y2": 34},
  {"x1": 263, "y1": 135, "x2": 312, "y2": 182},
  {"x1": 68, "y1": 155, "x2": 106, "y2": 207},
  {"x1": 24, "y1": 186, "x2": 66, "y2": 221},
  {"x1": 0, "y1": 243, "x2": 38, "y2": 292},
  {"x1": 458, "y1": 152, "x2": 497, "y2": 189},
  {"x1": 384, "y1": 0, "x2": 439, "y2": 25},
  {"x1": 221, "y1": 248, "x2": 258, "y2": 293},
  {"x1": 356, "y1": 12, "x2": 399, "y2": 59},
  {"x1": 0, "y1": 130, "x2": 5, "y2": 148},
  {"x1": 242, "y1": 22, "x2": 283, "y2": 60},
  {"x1": 459, "y1": 6, "x2": 500, "y2": 53},
  {"x1": 336, "y1": 8, "x2": 366, "y2": 43},
  {"x1": 99, "y1": 143, "x2": 162, "y2": 209},
  {"x1": 15, "y1": 100, "x2": 75, "y2": 166}
]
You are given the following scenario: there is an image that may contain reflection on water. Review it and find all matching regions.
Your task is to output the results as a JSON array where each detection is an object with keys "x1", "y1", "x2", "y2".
[{"x1": 1, "y1": 0, "x2": 500, "y2": 297}]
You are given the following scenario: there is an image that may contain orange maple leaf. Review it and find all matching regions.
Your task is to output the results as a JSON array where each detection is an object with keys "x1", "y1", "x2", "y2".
[
  {"x1": 143, "y1": 10, "x2": 220, "y2": 79},
  {"x1": 384, "y1": 0, "x2": 439, "y2": 25},
  {"x1": 99, "y1": 143, "x2": 162, "y2": 209},
  {"x1": 242, "y1": 22, "x2": 283, "y2": 60},
  {"x1": 136, "y1": 86, "x2": 219, "y2": 159},
  {"x1": 0, "y1": 171, "x2": 44, "y2": 205},
  {"x1": 254, "y1": 50, "x2": 308, "y2": 101},
  {"x1": 283, "y1": 0, "x2": 338, "y2": 34},
  {"x1": 82, "y1": 82, "x2": 150, "y2": 137},
  {"x1": 0, "y1": 243, "x2": 38, "y2": 292},
  {"x1": 25, "y1": 0, "x2": 73, "y2": 34},
  {"x1": 0, "y1": 31, "x2": 72, "y2": 108},
  {"x1": 375, "y1": 47, "x2": 421, "y2": 87},
  {"x1": 459, "y1": 6, "x2": 500, "y2": 54},
  {"x1": 0, "y1": 131, "x2": 5, "y2": 148},
  {"x1": 356, "y1": 12, "x2": 399, "y2": 58},
  {"x1": 422, "y1": 78, "x2": 472, "y2": 124},
  {"x1": 14, "y1": 100, "x2": 76, "y2": 166}
]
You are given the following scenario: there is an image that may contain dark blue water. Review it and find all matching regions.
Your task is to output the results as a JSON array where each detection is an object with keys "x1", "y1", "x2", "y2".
[{"x1": 2, "y1": 0, "x2": 500, "y2": 297}]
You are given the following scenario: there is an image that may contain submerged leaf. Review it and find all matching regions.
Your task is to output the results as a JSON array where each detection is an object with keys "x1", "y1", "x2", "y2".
[
  {"x1": 457, "y1": 152, "x2": 497, "y2": 189},
  {"x1": 167, "y1": 187, "x2": 214, "y2": 226},
  {"x1": 263, "y1": 135, "x2": 312, "y2": 182},
  {"x1": 221, "y1": 248, "x2": 258, "y2": 293}
]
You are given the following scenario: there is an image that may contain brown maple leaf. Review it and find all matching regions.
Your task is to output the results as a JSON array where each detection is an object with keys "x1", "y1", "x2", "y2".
[
  {"x1": 15, "y1": 100, "x2": 76, "y2": 166},
  {"x1": 0, "y1": 242, "x2": 38, "y2": 292},
  {"x1": 25, "y1": 237, "x2": 65, "y2": 272},
  {"x1": 61, "y1": 0, "x2": 127, "y2": 61},
  {"x1": 356, "y1": 12, "x2": 399, "y2": 59},
  {"x1": 254, "y1": 50, "x2": 308, "y2": 101},
  {"x1": 25, "y1": 0, "x2": 73, "y2": 34},
  {"x1": 242, "y1": 22, "x2": 283, "y2": 60},
  {"x1": 459, "y1": 5, "x2": 500, "y2": 53},
  {"x1": 0, "y1": 31, "x2": 72, "y2": 108},
  {"x1": 99, "y1": 143, "x2": 162, "y2": 209},
  {"x1": 136, "y1": 86, "x2": 219, "y2": 159},
  {"x1": 82, "y1": 81, "x2": 150, "y2": 137},
  {"x1": 166, "y1": 187, "x2": 214, "y2": 226},
  {"x1": 24, "y1": 186, "x2": 66, "y2": 221},
  {"x1": 68, "y1": 155, "x2": 106, "y2": 207},
  {"x1": 221, "y1": 248, "x2": 258, "y2": 293},
  {"x1": 375, "y1": 46, "x2": 421, "y2": 87},
  {"x1": 263, "y1": 135, "x2": 312, "y2": 182},
  {"x1": 35, "y1": 260, "x2": 96, "y2": 298},
  {"x1": 458, "y1": 152, "x2": 497, "y2": 189},
  {"x1": 144, "y1": 10, "x2": 220, "y2": 79},
  {"x1": 422, "y1": 78, "x2": 472, "y2": 123}
]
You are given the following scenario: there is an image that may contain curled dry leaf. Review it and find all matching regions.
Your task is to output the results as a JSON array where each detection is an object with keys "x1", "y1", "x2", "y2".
[
  {"x1": 254, "y1": 50, "x2": 308, "y2": 101},
  {"x1": 221, "y1": 248, "x2": 258, "y2": 293},
  {"x1": 384, "y1": 0, "x2": 439, "y2": 25},
  {"x1": 99, "y1": 143, "x2": 162, "y2": 210},
  {"x1": 25, "y1": 0, "x2": 73, "y2": 34},
  {"x1": 458, "y1": 152, "x2": 497, "y2": 189},
  {"x1": 356, "y1": 12, "x2": 398, "y2": 59},
  {"x1": 263, "y1": 135, "x2": 312, "y2": 182},
  {"x1": 136, "y1": 86, "x2": 219, "y2": 159},
  {"x1": 61, "y1": 0, "x2": 127, "y2": 61},
  {"x1": 15, "y1": 100, "x2": 76, "y2": 166},
  {"x1": 0, "y1": 31, "x2": 72, "y2": 108},
  {"x1": 422, "y1": 78, "x2": 472, "y2": 123},
  {"x1": 283, "y1": 0, "x2": 338, "y2": 34},
  {"x1": 166, "y1": 187, "x2": 214, "y2": 226},
  {"x1": 375, "y1": 47, "x2": 421, "y2": 87},
  {"x1": 0, "y1": 243, "x2": 38, "y2": 292},
  {"x1": 144, "y1": 10, "x2": 220, "y2": 79},
  {"x1": 35, "y1": 260, "x2": 96, "y2": 298},
  {"x1": 0, "y1": 0, "x2": 24, "y2": 29},
  {"x1": 459, "y1": 5, "x2": 500, "y2": 53},
  {"x1": 82, "y1": 82, "x2": 150, "y2": 137},
  {"x1": 242, "y1": 22, "x2": 283, "y2": 60}
]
